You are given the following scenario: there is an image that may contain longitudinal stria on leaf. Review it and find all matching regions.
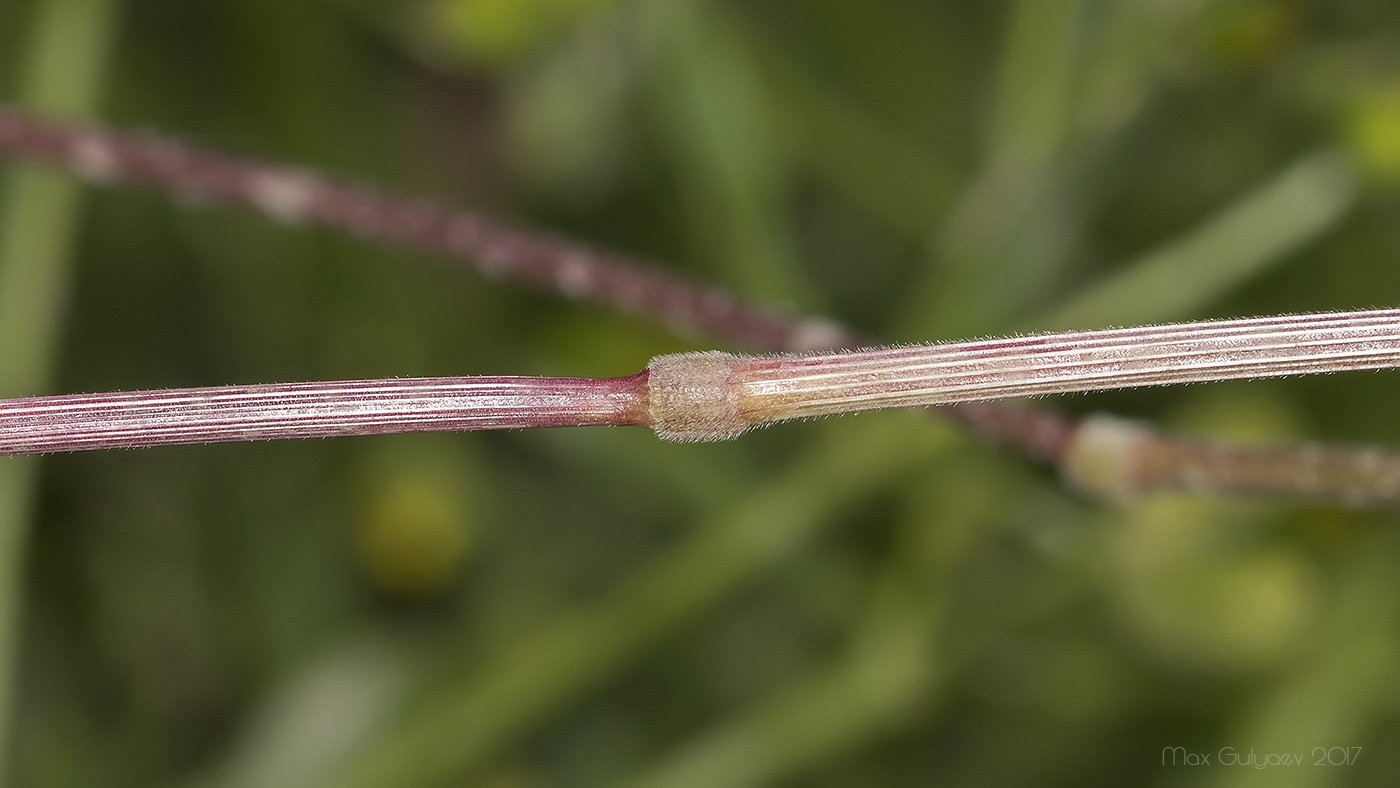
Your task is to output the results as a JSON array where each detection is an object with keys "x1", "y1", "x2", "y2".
[{"x1": 1, "y1": 102, "x2": 1397, "y2": 505}]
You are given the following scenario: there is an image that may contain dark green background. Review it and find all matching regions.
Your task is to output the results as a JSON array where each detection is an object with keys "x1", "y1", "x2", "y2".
[{"x1": 3, "y1": 0, "x2": 1400, "y2": 786}]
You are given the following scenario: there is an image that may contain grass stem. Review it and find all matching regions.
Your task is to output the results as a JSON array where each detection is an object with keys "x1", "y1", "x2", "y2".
[{"x1": 2, "y1": 309, "x2": 1398, "y2": 454}]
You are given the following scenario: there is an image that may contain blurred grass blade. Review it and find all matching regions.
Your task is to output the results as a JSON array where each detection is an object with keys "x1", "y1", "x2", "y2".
[
  {"x1": 616, "y1": 455, "x2": 998, "y2": 788},
  {"x1": 1074, "y1": 0, "x2": 1214, "y2": 138},
  {"x1": 0, "y1": 2, "x2": 118, "y2": 387},
  {"x1": 896, "y1": 0, "x2": 1090, "y2": 340},
  {"x1": 0, "y1": 0, "x2": 120, "y2": 777},
  {"x1": 1201, "y1": 544, "x2": 1400, "y2": 788},
  {"x1": 1035, "y1": 150, "x2": 1356, "y2": 331},
  {"x1": 617, "y1": 605, "x2": 933, "y2": 788},
  {"x1": 910, "y1": 166, "x2": 1083, "y2": 339},
  {"x1": 754, "y1": 41, "x2": 963, "y2": 239},
  {"x1": 638, "y1": 0, "x2": 814, "y2": 308},
  {"x1": 183, "y1": 639, "x2": 409, "y2": 788},
  {"x1": 896, "y1": 0, "x2": 1222, "y2": 341},
  {"x1": 990, "y1": 0, "x2": 1086, "y2": 167},
  {"x1": 322, "y1": 414, "x2": 954, "y2": 788}
]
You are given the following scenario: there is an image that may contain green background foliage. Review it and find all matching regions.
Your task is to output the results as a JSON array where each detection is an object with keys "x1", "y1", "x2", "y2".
[{"x1": 3, "y1": 0, "x2": 1400, "y2": 785}]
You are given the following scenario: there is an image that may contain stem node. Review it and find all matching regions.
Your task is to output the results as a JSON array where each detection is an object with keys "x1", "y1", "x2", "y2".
[{"x1": 646, "y1": 352, "x2": 749, "y2": 443}]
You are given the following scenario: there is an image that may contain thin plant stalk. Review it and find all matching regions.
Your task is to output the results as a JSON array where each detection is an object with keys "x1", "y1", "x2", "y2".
[
  {"x1": 0, "y1": 100, "x2": 1072, "y2": 464},
  {"x1": 2, "y1": 309, "x2": 1398, "y2": 456},
  {"x1": 0, "y1": 375, "x2": 648, "y2": 453},
  {"x1": 649, "y1": 309, "x2": 1400, "y2": 441},
  {"x1": 0, "y1": 100, "x2": 824, "y2": 353},
  {"x1": 4, "y1": 104, "x2": 1400, "y2": 503}
]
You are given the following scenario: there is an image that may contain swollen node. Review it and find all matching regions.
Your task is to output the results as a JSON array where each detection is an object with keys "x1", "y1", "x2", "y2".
[
  {"x1": 646, "y1": 352, "x2": 748, "y2": 442},
  {"x1": 1061, "y1": 413, "x2": 1158, "y2": 500}
]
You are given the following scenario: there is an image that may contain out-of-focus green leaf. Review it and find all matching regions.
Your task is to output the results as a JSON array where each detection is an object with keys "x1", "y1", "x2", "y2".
[
  {"x1": 1034, "y1": 150, "x2": 1356, "y2": 330},
  {"x1": 750, "y1": 29, "x2": 964, "y2": 239},
  {"x1": 895, "y1": 0, "x2": 1093, "y2": 340},
  {"x1": 613, "y1": 456, "x2": 998, "y2": 788},
  {"x1": 1200, "y1": 540, "x2": 1400, "y2": 788},
  {"x1": 0, "y1": 0, "x2": 121, "y2": 780},
  {"x1": 427, "y1": 0, "x2": 618, "y2": 64},
  {"x1": 321, "y1": 413, "x2": 955, "y2": 788},
  {"x1": 637, "y1": 0, "x2": 814, "y2": 307},
  {"x1": 504, "y1": 21, "x2": 635, "y2": 198},
  {"x1": 184, "y1": 639, "x2": 410, "y2": 788}
]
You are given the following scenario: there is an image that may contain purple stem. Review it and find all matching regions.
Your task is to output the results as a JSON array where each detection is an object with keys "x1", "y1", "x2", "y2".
[
  {"x1": 0, "y1": 374, "x2": 648, "y2": 454},
  {"x1": 740, "y1": 309, "x2": 1400, "y2": 413},
  {"x1": 4, "y1": 106, "x2": 1399, "y2": 502},
  {"x1": 646, "y1": 310, "x2": 1400, "y2": 442},
  {"x1": 0, "y1": 102, "x2": 1074, "y2": 462},
  {"x1": 0, "y1": 102, "x2": 818, "y2": 352}
]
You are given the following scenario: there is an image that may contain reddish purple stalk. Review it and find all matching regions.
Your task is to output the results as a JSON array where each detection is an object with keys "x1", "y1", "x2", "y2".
[
  {"x1": 0, "y1": 101, "x2": 1072, "y2": 463},
  {"x1": 649, "y1": 309, "x2": 1400, "y2": 441},
  {"x1": 2, "y1": 309, "x2": 1399, "y2": 455},
  {"x1": 8, "y1": 103, "x2": 1400, "y2": 506},
  {"x1": 0, "y1": 375, "x2": 648, "y2": 454},
  {"x1": 0, "y1": 102, "x2": 827, "y2": 352}
]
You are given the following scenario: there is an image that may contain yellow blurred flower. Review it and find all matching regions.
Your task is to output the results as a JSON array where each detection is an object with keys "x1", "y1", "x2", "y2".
[
  {"x1": 1204, "y1": 0, "x2": 1300, "y2": 67},
  {"x1": 432, "y1": 0, "x2": 613, "y2": 63},
  {"x1": 1109, "y1": 496, "x2": 1319, "y2": 672},
  {"x1": 355, "y1": 438, "x2": 477, "y2": 598},
  {"x1": 1346, "y1": 86, "x2": 1400, "y2": 179}
]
